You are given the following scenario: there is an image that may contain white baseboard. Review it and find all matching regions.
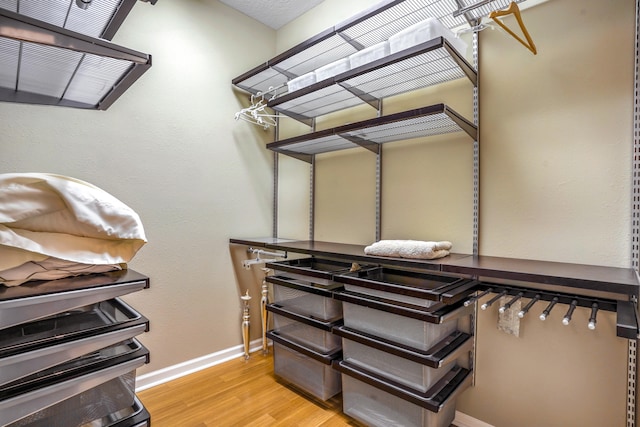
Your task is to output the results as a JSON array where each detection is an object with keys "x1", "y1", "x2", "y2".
[
  {"x1": 454, "y1": 411, "x2": 496, "y2": 427},
  {"x1": 135, "y1": 338, "x2": 264, "y2": 392}
]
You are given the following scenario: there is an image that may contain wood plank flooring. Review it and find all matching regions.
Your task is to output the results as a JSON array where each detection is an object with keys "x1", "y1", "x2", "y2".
[{"x1": 137, "y1": 351, "x2": 363, "y2": 427}]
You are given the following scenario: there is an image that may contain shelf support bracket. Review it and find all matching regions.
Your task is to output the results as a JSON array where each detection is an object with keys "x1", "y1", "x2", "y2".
[
  {"x1": 338, "y1": 134, "x2": 380, "y2": 155},
  {"x1": 337, "y1": 82, "x2": 381, "y2": 110}
]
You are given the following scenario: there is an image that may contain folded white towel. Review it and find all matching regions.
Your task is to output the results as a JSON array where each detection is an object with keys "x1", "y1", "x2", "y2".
[{"x1": 364, "y1": 240, "x2": 452, "y2": 260}]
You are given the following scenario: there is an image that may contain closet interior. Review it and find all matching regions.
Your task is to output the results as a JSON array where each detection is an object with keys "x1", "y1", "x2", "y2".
[{"x1": 231, "y1": 0, "x2": 640, "y2": 426}]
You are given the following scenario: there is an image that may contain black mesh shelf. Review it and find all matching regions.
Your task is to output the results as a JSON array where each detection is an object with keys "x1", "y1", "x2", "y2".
[
  {"x1": 231, "y1": 0, "x2": 522, "y2": 96},
  {"x1": 267, "y1": 103, "x2": 476, "y2": 162}
]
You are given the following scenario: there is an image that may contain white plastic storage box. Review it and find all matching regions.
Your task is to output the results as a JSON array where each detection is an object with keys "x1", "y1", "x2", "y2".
[
  {"x1": 268, "y1": 275, "x2": 342, "y2": 320},
  {"x1": 315, "y1": 58, "x2": 350, "y2": 81},
  {"x1": 269, "y1": 332, "x2": 341, "y2": 401},
  {"x1": 269, "y1": 304, "x2": 342, "y2": 353},
  {"x1": 341, "y1": 373, "x2": 457, "y2": 427},
  {"x1": 337, "y1": 292, "x2": 473, "y2": 351},
  {"x1": 341, "y1": 337, "x2": 458, "y2": 393},
  {"x1": 286, "y1": 72, "x2": 317, "y2": 92},
  {"x1": 388, "y1": 17, "x2": 468, "y2": 57},
  {"x1": 267, "y1": 257, "x2": 361, "y2": 287},
  {"x1": 349, "y1": 41, "x2": 390, "y2": 69}
]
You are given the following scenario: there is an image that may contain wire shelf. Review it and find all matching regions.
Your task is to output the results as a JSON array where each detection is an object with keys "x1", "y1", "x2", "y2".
[
  {"x1": 0, "y1": 0, "x2": 141, "y2": 40},
  {"x1": 0, "y1": 9, "x2": 151, "y2": 110},
  {"x1": 267, "y1": 104, "x2": 476, "y2": 161},
  {"x1": 230, "y1": 0, "x2": 515, "y2": 96},
  {"x1": 268, "y1": 38, "x2": 475, "y2": 120}
]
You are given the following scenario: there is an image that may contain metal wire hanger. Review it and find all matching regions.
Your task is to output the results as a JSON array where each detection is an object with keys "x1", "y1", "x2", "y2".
[{"x1": 234, "y1": 90, "x2": 281, "y2": 130}]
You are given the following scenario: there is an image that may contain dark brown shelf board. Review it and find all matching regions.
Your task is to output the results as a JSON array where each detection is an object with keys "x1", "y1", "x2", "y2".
[
  {"x1": 441, "y1": 255, "x2": 640, "y2": 297},
  {"x1": 230, "y1": 238, "x2": 640, "y2": 298},
  {"x1": 267, "y1": 104, "x2": 476, "y2": 161},
  {"x1": 259, "y1": 239, "x2": 472, "y2": 272}
]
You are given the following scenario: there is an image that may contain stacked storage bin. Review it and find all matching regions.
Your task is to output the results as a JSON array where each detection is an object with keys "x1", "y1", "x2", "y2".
[
  {"x1": 265, "y1": 258, "x2": 359, "y2": 401},
  {"x1": 333, "y1": 267, "x2": 476, "y2": 427},
  {"x1": 0, "y1": 270, "x2": 151, "y2": 426}
]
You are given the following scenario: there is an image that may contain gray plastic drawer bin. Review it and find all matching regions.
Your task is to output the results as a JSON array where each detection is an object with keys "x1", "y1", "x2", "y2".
[
  {"x1": 269, "y1": 276, "x2": 342, "y2": 320},
  {"x1": 268, "y1": 331, "x2": 341, "y2": 401},
  {"x1": 269, "y1": 303, "x2": 342, "y2": 353},
  {"x1": 266, "y1": 257, "x2": 362, "y2": 287},
  {"x1": 342, "y1": 374, "x2": 456, "y2": 427},
  {"x1": 336, "y1": 290, "x2": 473, "y2": 351},
  {"x1": 336, "y1": 360, "x2": 471, "y2": 427},
  {"x1": 0, "y1": 298, "x2": 148, "y2": 387},
  {"x1": 0, "y1": 270, "x2": 148, "y2": 331},
  {"x1": 341, "y1": 337, "x2": 464, "y2": 393},
  {"x1": 335, "y1": 267, "x2": 476, "y2": 306},
  {"x1": 0, "y1": 340, "x2": 148, "y2": 426}
]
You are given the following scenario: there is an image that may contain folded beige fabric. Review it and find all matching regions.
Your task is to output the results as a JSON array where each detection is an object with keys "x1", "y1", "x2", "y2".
[
  {"x1": 364, "y1": 240, "x2": 452, "y2": 260},
  {"x1": 0, "y1": 257, "x2": 123, "y2": 287},
  {"x1": 0, "y1": 173, "x2": 147, "y2": 285}
]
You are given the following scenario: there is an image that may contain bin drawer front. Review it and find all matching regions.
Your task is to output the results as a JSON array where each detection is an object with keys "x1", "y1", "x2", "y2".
[
  {"x1": 266, "y1": 257, "x2": 361, "y2": 287},
  {"x1": 0, "y1": 346, "x2": 147, "y2": 426},
  {"x1": 0, "y1": 271, "x2": 148, "y2": 331}
]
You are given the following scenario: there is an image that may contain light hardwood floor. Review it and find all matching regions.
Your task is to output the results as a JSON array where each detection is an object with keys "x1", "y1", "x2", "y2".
[{"x1": 137, "y1": 351, "x2": 363, "y2": 427}]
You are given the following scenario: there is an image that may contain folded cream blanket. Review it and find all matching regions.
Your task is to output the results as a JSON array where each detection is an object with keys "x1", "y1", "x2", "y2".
[
  {"x1": 0, "y1": 173, "x2": 147, "y2": 286},
  {"x1": 364, "y1": 240, "x2": 452, "y2": 260}
]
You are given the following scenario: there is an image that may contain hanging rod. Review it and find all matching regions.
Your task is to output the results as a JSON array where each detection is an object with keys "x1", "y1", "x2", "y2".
[{"x1": 453, "y1": 0, "x2": 496, "y2": 18}]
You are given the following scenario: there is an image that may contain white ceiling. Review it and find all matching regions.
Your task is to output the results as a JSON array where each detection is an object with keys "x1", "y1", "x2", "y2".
[{"x1": 219, "y1": 0, "x2": 325, "y2": 30}]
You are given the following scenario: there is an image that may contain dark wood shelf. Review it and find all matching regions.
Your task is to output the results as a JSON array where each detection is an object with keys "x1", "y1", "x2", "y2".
[{"x1": 230, "y1": 237, "x2": 640, "y2": 338}]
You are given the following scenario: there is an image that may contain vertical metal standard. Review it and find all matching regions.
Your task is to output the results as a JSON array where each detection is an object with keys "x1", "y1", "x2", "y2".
[
  {"x1": 472, "y1": 28, "x2": 480, "y2": 257},
  {"x1": 630, "y1": 2, "x2": 640, "y2": 426},
  {"x1": 376, "y1": 99, "x2": 383, "y2": 241},
  {"x1": 633, "y1": 0, "x2": 640, "y2": 282},
  {"x1": 376, "y1": 151, "x2": 382, "y2": 242},
  {"x1": 273, "y1": 114, "x2": 279, "y2": 239},
  {"x1": 470, "y1": 26, "x2": 480, "y2": 389},
  {"x1": 309, "y1": 155, "x2": 316, "y2": 241}
]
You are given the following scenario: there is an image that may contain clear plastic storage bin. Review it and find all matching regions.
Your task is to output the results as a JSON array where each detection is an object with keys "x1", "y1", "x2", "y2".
[
  {"x1": 8, "y1": 370, "x2": 138, "y2": 427},
  {"x1": 341, "y1": 374, "x2": 457, "y2": 427},
  {"x1": 270, "y1": 277, "x2": 342, "y2": 321},
  {"x1": 342, "y1": 338, "x2": 457, "y2": 393},
  {"x1": 342, "y1": 300, "x2": 472, "y2": 351},
  {"x1": 272, "y1": 340, "x2": 341, "y2": 401},
  {"x1": 271, "y1": 311, "x2": 342, "y2": 353},
  {"x1": 335, "y1": 266, "x2": 470, "y2": 307},
  {"x1": 267, "y1": 257, "x2": 360, "y2": 287}
]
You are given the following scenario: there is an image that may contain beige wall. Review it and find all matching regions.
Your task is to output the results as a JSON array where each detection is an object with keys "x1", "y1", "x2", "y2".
[{"x1": 0, "y1": 0, "x2": 278, "y2": 374}]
